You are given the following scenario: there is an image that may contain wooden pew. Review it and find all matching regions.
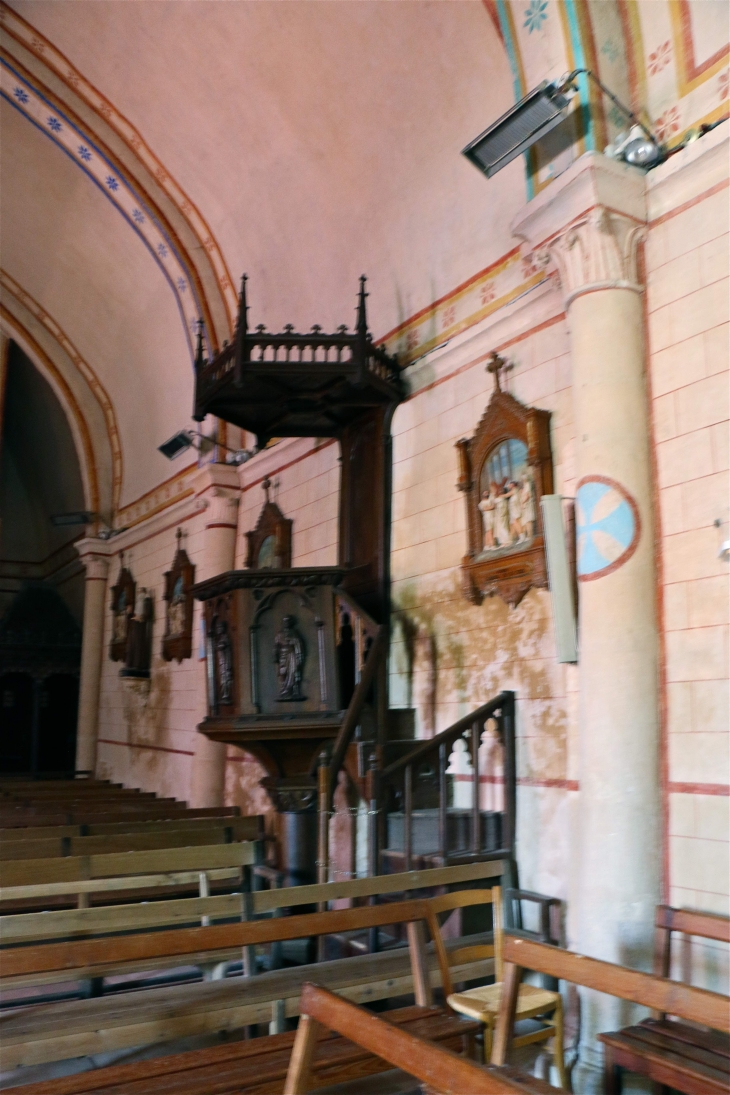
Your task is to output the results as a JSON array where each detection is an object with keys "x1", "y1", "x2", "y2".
[
  {"x1": 0, "y1": 817, "x2": 263, "y2": 860},
  {"x1": 8, "y1": 1007, "x2": 480, "y2": 1095},
  {"x1": 285, "y1": 983, "x2": 555, "y2": 1094},
  {"x1": 0, "y1": 841, "x2": 259, "y2": 919},
  {"x1": 0, "y1": 865, "x2": 502, "y2": 1072},
  {"x1": 596, "y1": 905, "x2": 730, "y2": 1095},
  {"x1": 0, "y1": 805, "x2": 240, "y2": 828},
  {"x1": 492, "y1": 934, "x2": 730, "y2": 1094}
]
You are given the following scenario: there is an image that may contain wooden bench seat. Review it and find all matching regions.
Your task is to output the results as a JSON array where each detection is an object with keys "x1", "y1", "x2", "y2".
[
  {"x1": 598, "y1": 904, "x2": 730, "y2": 1094},
  {"x1": 7, "y1": 1005, "x2": 481, "y2": 1095},
  {"x1": 285, "y1": 983, "x2": 555, "y2": 1095},
  {"x1": 492, "y1": 933, "x2": 730, "y2": 1094},
  {"x1": 600, "y1": 1018, "x2": 730, "y2": 1094}
]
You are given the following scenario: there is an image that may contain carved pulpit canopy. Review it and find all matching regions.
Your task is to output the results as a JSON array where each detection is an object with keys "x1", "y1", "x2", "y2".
[
  {"x1": 456, "y1": 353, "x2": 553, "y2": 608},
  {"x1": 245, "y1": 478, "x2": 293, "y2": 570},
  {"x1": 162, "y1": 528, "x2": 196, "y2": 663}
]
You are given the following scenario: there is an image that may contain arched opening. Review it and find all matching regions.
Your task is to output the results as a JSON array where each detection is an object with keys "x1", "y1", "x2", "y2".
[{"x1": 0, "y1": 340, "x2": 85, "y2": 775}]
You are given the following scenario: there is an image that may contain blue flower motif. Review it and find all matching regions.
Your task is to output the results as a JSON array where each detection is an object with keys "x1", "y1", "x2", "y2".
[
  {"x1": 132, "y1": 208, "x2": 145, "y2": 224},
  {"x1": 601, "y1": 39, "x2": 620, "y2": 64},
  {"x1": 47, "y1": 116, "x2": 62, "y2": 132},
  {"x1": 106, "y1": 176, "x2": 119, "y2": 191},
  {"x1": 177, "y1": 277, "x2": 187, "y2": 293},
  {"x1": 524, "y1": 0, "x2": 548, "y2": 33},
  {"x1": 157, "y1": 242, "x2": 168, "y2": 259},
  {"x1": 78, "y1": 145, "x2": 92, "y2": 162},
  {"x1": 13, "y1": 87, "x2": 29, "y2": 105}
]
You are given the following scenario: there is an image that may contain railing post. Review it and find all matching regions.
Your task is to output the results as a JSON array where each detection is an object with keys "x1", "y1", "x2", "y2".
[
  {"x1": 438, "y1": 742, "x2": 447, "y2": 864},
  {"x1": 317, "y1": 746, "x2": 331, "y2": 887},
  {"x1": 404, "y1": 763, "x2": 413, "y2": 872},
  {"x1": 367, "y1": 752, "x2": 380, "y2": 953},
  {"x1": 502, "y1": 692, "x2": 517, "y2": 858},
  {"x1": 471, "y1": 720, "x2": 481, "y2": 855}
]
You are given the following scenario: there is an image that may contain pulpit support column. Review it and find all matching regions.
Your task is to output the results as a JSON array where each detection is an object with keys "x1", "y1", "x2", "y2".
[
  {"x1": 513, "y1": 153, "x2": 660, "y2": 1083},
  {"x1": 190, "y1": 464, "x2": 241, "y2": 808}
]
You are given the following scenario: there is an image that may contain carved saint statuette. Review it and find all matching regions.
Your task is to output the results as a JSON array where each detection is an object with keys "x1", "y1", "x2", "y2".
[
  {"x1": 274, "y1": 614, "x2": 305, "y2": 700},
  {"x1": 214, "y1": 618, "x2": 234, "y2": 706}
]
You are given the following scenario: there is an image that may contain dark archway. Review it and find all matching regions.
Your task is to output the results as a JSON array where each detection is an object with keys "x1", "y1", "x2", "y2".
[{"x1": 0, "y1": 342, "x2": 85, "y2": 774}]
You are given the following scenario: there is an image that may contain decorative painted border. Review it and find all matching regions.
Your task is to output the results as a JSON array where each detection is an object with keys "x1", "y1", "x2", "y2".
[
  {"x1": 0, "y1": 1, "x2": 237, "y2": 330},
  {"x1": 1, "y1": 269, "x2": 123, "y2": 512},
  {"x1": 670, "y1": 0, "x2": 730, "y2": 95},
  {"x1": 576, "y1": 473, "x2": 642, "y2": 582},
  {"x1": 0, "y1": 58, "x2": 210, "y2": 363},
  {"x1": 116, "y1": 461, "x2": 198, "y2": 530},
  {"x1": 380, "y1": 247, "x2": 549, "y2": 367}
]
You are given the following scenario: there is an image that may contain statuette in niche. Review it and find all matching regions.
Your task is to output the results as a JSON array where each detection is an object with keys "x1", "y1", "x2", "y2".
[{"x1": 274, "y1": 614, "x2": 305, "y2": 700}]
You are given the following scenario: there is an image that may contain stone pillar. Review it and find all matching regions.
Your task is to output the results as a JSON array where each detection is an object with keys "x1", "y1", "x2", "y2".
[
  {"x1": 189, "y1": 464, "x2": 241, "y2": 808},
  {"x1": 513, "y1": 154, "x2": 660, "y2": 1076},
  {"x1": 74, "y1": 541, "x2": 111, "y2": 774}
]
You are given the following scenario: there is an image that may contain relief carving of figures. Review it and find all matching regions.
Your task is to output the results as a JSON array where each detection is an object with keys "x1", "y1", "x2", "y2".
[
  {"x1": 123, "y1": 587, "x2": 153, "y2": 677},
  {"x1": 110, "y1": 559, "x2": 136, "y2": 662},
  {"x1": 274, "y1": 614, "x2": 305, "y2": 701}
]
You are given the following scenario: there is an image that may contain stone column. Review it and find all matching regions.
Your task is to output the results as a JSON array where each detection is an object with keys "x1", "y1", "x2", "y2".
[
  {"x1": 74, "y1": 541, "x2": 111, "y2": 774},
  {"x1": 189, "y1": 464, "x2": 241, "y2": 808},
  {"x1": 513, "y1": 154, "x2": 660, "y2": 1075}
]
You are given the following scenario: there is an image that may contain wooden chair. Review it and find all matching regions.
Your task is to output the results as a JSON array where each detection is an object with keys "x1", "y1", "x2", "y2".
[
  {"x1": 429, "y1": 886, "x2": 569, "y2": 1089},
  {"x1": 284, "y1": 981, "x2": 556, "y2": 1094},
  {"x1": 493, "y1": 933, "x2": 730, "y2": 1095}
]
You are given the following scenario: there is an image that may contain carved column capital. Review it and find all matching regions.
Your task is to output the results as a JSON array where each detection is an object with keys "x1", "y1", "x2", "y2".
[
  {"x1": 539, "y1": 208, "x2": 646, "y2": 309},
  {"x1": 75, "y1": 538, "x2": 112, "y2": 581},
  {"x1": 511, "y1": 150, "x2": 647, "y2": 312}
]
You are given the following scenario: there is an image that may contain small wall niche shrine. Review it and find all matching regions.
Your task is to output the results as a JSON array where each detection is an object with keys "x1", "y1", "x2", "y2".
[
  {"x1": 245, "y1": 479, "x2": 292, "y2": 570},
  {"x1": 456, "y1": 353, "x2": 553, "y2": 607},
  {"x1": 161, "y1": 529, "x2": 196, "y2": 662}
]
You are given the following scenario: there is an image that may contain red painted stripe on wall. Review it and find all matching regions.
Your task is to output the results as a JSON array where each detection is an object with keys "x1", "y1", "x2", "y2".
[
  {"x1": 667, "y1": 782, "x2": 730, "y2": 796},
  {"x1": 97, "y1": 739, "x2": 195, "y2": 757}
]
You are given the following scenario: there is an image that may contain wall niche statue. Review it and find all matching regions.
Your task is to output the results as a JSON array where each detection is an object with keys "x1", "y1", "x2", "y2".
[
  {"x1": 161, "y1": 528, "x2": 196, "y2": 663},
  {"x1": 120, "y1": 586, "x2": 154, "y2": 679},
  {"x1": 456, "y1": 352, "x2": 553, "y2": 608},
  {"x1": 245, "y1": 478, "x2": 292, "y2": 569},
  {"x1": 109, "y1": 556, "x2": 135, "y2": 662}
]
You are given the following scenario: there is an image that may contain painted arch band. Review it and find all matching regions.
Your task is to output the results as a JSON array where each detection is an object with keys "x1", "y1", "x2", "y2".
[{"x1": 575, "y1": 474, "x2": 641, "y2": 581}]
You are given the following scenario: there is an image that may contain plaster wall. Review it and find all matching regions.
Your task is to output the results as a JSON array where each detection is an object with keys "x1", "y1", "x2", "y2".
[
  {"x1": 645, "y1": 129, "x2": 729, "y2": 989},
  {"x1": 95, "y1": 510, "x2": 209, "y2": 802}
]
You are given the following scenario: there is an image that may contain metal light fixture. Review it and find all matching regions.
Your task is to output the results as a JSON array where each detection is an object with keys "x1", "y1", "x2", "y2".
[
  {"x1": 462, "y1": 68, "x2": 662, "y2": 178},
  {"x1": 158, "y1": 428, "x2": 255, "y2": 465},
  {"x1": 50, "y1": 511, "x2": 98, "y2": 527},
  {"x1": 462, "y1": 81, "x2": 573, "y2": 178}
]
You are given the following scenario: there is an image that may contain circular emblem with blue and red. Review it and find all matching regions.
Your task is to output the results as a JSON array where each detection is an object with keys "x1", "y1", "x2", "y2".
[{"x1": 576, "y1": 475, "x2": 640, "y2": 581}]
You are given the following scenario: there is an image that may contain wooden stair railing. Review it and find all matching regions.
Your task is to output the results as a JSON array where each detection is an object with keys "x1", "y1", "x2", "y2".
[{"x1": 372, "y1": 691, "x2": 516, "y2": 873}]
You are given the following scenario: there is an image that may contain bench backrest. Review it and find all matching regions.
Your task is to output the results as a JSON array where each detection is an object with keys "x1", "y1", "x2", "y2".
[
  {"x1": 0, "y1": 818, "x2": 262, "y2": 860},
  {"x1": 0, "y1": 859, "x2": 503, "y2": 944},
  {"x1": 0, "y1": 840, "x2": 257, "y2": 889},
  {"x1": 284, "y1": 982, "x2": 553, "y2": 1095},
  {"x1": 492, "y1": 933, "x2": 730, "y2": 1066},
  {"x1": 654, "y1": 904, "x2": 730, "y2": 980},
  {"x1": 0, "y1": 898, "x2": 437, "y2": 988}
]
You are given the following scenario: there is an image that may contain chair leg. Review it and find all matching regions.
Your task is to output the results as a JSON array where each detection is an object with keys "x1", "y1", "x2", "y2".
[
  {"x1": 483, "y1": 1018, "x2": 494, "y2": 1065},
  {"x1": 551, "y1": 1000, "x2": 570, "y2": 1093},
  {"x1": 603, "y1": 1045, "x2": 622, "y2": 1095}
]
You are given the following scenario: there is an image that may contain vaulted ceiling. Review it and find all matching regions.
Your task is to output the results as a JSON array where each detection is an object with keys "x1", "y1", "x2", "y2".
[{"x1": 2, "y1": 0, "x2": 727, "y2": 517}]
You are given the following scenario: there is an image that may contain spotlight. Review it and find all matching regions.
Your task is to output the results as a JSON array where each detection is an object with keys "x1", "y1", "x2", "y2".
[
  {"x1": 50, "y1": 511, "x2": 97, "y2": 527},
  {"x1": 158, "y1": 428, "x2": 255, "y2": 464},
  {"x1": 463, "y1": 68, "x2": 663, "y2": 179}
]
